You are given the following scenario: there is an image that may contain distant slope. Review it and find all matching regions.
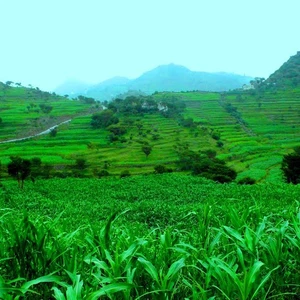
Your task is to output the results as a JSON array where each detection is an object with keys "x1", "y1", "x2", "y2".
[
  {"x1": 265, "y1": 51, "x2": 300, "y2": 89},
  {"x1": 55, "y1": 64, "x2": 253, "y2": 101},
  {"x1": 0, "y1": 82, "x2": 95, "y2": 142},
  {"x1": 84, "y1": 76, "x2": 130, "y2": 100},
  {"x1": 129, "y1": 64, "x2": 252, "y2": 93}
]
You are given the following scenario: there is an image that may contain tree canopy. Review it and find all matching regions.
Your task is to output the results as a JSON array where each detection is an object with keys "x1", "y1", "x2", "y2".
[
  {"x1": 7, "y1": 156, "x2": 32, "y2": 188},
  {"x1": 281, "y1": 147, "x2": 300, "y2": 184}
]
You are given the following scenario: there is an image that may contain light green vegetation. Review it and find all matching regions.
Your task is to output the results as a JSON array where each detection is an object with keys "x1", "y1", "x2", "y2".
[
  {"x1": 0, "y1": 84, "x2": 95, "y2": 141},
  {"x1": 1, "y1": 84, "x2": 300, "y2": 182},
  {"x1": 0, "y1": 174, "x2": 299, "y2": 298}
]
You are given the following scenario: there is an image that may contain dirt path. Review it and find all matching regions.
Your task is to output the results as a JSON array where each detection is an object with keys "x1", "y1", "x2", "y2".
[{"x1": 0, "y1": 119, "x2": 71, "y2": 144}]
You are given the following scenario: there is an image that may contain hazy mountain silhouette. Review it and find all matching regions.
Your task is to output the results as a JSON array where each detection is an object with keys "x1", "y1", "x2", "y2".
[{"x1": 55, "y1": 64, "x2": 253, "y2": 100}]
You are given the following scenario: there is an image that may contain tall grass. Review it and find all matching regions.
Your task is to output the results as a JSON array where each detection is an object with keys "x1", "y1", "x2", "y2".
[{"x1": 0, "y1": 204, "x2": 299, "y2": 299}]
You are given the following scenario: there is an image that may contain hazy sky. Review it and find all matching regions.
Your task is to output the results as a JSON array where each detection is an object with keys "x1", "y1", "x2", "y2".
[{"x1": 1, "y1": 0, "x2": 299, "y2": 91}]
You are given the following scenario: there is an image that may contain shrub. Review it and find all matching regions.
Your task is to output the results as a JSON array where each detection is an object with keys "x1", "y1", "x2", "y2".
[
  {"x1": 98, "y1": 169, "x2": 110, "y2": 178},
  {"x1": 238, "y1": 177, "x2": 256, "y2": 185},
  {"x1": 120, "y1": 170, "x2": 131, "y2": 178},
  {"x1": 281, "y1": 147, "x2": 300, "y2": 184}
]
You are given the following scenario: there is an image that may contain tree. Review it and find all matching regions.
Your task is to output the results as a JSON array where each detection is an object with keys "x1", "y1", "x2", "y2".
[
  {"x1": 75, "y1": 158, "x2": 87, "y2": 171},
  {"x1": 39, "y1": 103, "x2": 53, "y2": 114},
  {"x1": 7, "y1": 156, "x2": 31, "y2": 188},
  {"x1": 91, "y1": 109, "x2": 119, "y2": 129},
  {"x1": 176, "y1": 148, "x2": 237, "y2": 183},
  {"x1": 281, "y1": 147, "x2": 300, "y2": 184},
  {"x1": 142, "y1": 144, "x2": 152, "y2": 158},
  {"x1": 49, "y1": 127, "x2": 57, "y2": 137},
  {"x1": 0, "y1": 117, "x2": 2, "y2": 125}
]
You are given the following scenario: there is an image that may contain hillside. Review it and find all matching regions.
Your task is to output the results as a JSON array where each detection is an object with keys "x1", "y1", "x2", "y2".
[
  {"x1": 265, "y1": 51, "x2": 300, "y2": 89},
  {"x1": 0, "y1": 82, "x2": 97, "y2": 142},
  {"x1": 1, "y1": 81, "x2": 300, "y2": 182},
  {"x1": 55, "y1": 64, "x2": 253, "y2": 101}
]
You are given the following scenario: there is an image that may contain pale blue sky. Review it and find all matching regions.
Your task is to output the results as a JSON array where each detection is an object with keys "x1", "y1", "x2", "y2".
[{"x1": 1, "y1": 0, "x2": 299, "y2": 91}]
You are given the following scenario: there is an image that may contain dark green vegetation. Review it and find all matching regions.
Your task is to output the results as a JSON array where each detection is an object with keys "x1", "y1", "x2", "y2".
[
  {"x1": 264, "y1": 51, "x2": 300, "y2": 90},
  {"x1": 281, "y1": 147, "x2": 300, "y2": 184},
  {"x1": 55, "y1": 64, "x2": 252, "y2": 101},
  {"x1": 0, "y1": 174, "x2": 299, "y2": 298}
]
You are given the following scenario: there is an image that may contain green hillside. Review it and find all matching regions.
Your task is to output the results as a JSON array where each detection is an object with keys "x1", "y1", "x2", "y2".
[
  {"x1": 1, "y1": 81, "x2": 300, "y2": 183},
  {"x1": 0, "y1": 82, "x2": 96, "y2": 142},
  {"x1": 265, "y1": 51, "x2": 300, "y2": 89}
]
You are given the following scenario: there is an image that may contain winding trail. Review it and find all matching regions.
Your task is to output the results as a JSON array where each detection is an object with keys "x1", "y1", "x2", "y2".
[{"x1": 0, "y1": 119, "x2": 72, "y2": 144}]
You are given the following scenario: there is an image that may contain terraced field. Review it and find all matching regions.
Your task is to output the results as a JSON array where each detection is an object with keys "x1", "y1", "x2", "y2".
[
  {"x1": 171, "y1": 89, "x2": 300, "y2": 182},
  {"x1": 1, "y1": 84, "x2": 300, "y2": 182}
]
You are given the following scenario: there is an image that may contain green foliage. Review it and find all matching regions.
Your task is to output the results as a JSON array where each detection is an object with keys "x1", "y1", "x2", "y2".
[
  {"x1": 7, "y1": 156, "x2": 31, "y2": 188},
  {"x1": 281, "y1": 146, "x2": 300, "y2": 184},
  {"x1": 91, "y1": 109, "x2": 119, "y2": 129},
  {"x1": 142, "y1": 144, "x2": 152, "y2": 157},
  {"x1": 75, "y1": 158, "x2": 87, "y2": 171},
  {"x1": 98, "y1": 169, "x2": 110, "y2": 178},
  {"x1": 265, "y1": 51, "x2": 300, "y2": 89},
  {"x1": 120, "y1": 170, "x2": 131, "y2": 178},
  {"x1": 30, "y1": 157, "x2": 42, "y2": 179},
  {"x1": 237, "y1": 177, "x2": 256, "y2": 185},
  {"x1": 217, "y1": 140, "x2": 224, "y2": 148},
  {"x1": 39, "y1": 103, "x2": 53, "y2": 114},
  {"x1": 177, "y1": 149, "x2": 237, "y2": 183},
  {"x1": 78, "y1": 95, "x2": 96, "y2": 104},
  {"x1": 107, "y1": 124, "x2": 127, "y2": 136},
  {"x1": 154, "y1": 164, "x2": 173, "y2": 174},
  {"x1": 0, "y1": 176, "x2": 299, "y2": 298},
  {"x1": 211, "y1": 131, "x2": 221, "y2": 140},
  {"x1": 49, "y1": 127, "x2": 58, "y2": 137}
]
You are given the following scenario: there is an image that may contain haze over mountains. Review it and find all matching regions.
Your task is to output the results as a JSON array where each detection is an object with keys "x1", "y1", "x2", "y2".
[{"x1": 55, "y1": 64, "x2": 253, "y2": 101}]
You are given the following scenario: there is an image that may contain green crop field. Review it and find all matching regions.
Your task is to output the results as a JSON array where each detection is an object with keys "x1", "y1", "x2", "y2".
[
  {"x1": 1, "y1": 82, "x2": 300, "y2": 298},
  {"x1": 0, "y1": 174, "x2": 299, "y2": 298},
  {"x1": 2, "y1": 84, "x2": 300, "y2": 183}
]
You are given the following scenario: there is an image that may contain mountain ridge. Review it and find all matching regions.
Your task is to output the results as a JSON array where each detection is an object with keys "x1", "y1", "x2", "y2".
[
  {"x1": 55, "y1": 64, "x2": 253, "y2": 101},
  {"x1": 265, "y1": 51, "x2": 300, "y2": 89}
]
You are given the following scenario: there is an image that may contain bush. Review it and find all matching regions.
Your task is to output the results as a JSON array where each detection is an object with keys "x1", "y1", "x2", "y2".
[
  {"x1": 98, "y1": 170, "x2": 110, "y2": 178},
  {"x1": 237, "y1": 177, "x2": 256, "y2": 185},
  {"x1": 154, "y1": 165, "x2": 173, "y2": 174},
  {"x1": 177, "y1": 149, "x2": 236, "y2": 183},
  {"x1": 154, "y1": 165, "x2": 167, "y2": 174},
  {"x1": 281, "y1": 147, "x2": 300, "y2": 184},
  {"x1": 216, "y1": 140, "x2": 224, "y2": 148},
  {"x1": 120, "y1": 170, "x2": 131, "y2": 178}
]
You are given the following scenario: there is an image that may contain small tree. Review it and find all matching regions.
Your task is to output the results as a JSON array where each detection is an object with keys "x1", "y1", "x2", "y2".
[
  {"x1": 7, "y1": 156, "x2": 31, "y2": 188},
  {"x1": 73, "y1": 158, "x2": 88, "y2": 177},
  {"x1": 75, "y1": 158, "x2": 87, "y2": 170},
  {"x1": 91, "y1": 109, "x2": 119, "y2": 129},
  {"x1": 142, "y1": 144, "x2": 152, "y2": 158},
  {"x1": 49, "y1": 128, "x2": 57, "y2": 137},
  {"x1": 282, "y1": 147, "x2": 300, "y2": 184}
]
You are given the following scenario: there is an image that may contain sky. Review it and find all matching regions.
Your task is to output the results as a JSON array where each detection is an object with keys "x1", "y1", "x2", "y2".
[{"x1": 0, "y1": 0, "x2": 299, "y2": 91}]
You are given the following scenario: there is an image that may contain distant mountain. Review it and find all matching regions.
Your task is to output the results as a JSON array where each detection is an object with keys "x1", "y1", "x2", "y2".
[
  {"x1": 55, "y1": 64, "x2": 253, "y2": 101},
  {"x1": 85, "y1": 76, "x2": 130, "y2": 100},
  {"x1": 128, "y1": 64, "x2": 252, "y2": 93},
  {"x1": 265, "y1": 51, "x2": 300, "y2": 89},
  {"x1": 54, "y1": 80, "x2": 91, "y2": 97}
]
